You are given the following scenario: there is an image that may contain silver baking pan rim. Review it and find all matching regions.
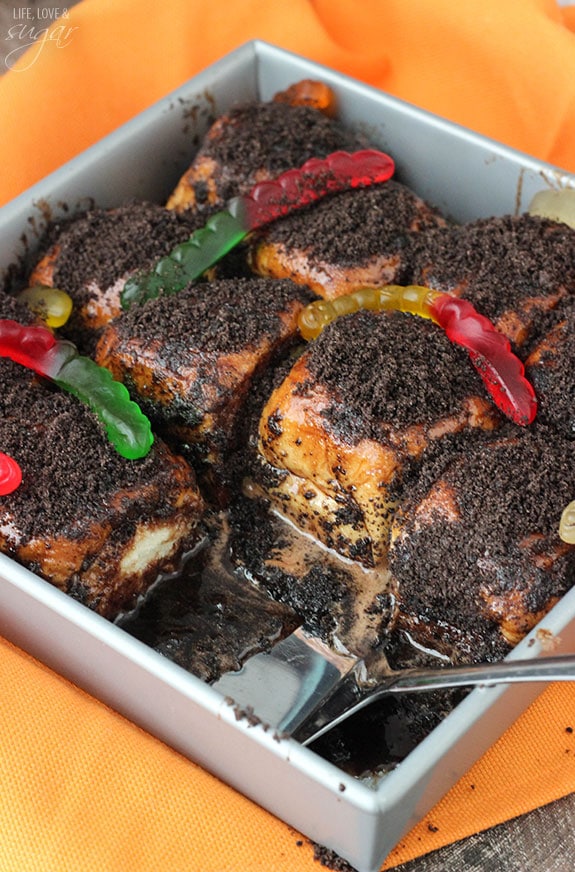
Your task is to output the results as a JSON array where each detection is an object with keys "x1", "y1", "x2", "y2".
[{"x1": 1, "y1": 40, "x2": 574, "y2": 872}]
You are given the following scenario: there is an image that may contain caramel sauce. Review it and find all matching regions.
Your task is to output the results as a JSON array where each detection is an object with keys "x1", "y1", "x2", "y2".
[{"x1": 244, "y1": 504, "x2": 398, "y2": 659}]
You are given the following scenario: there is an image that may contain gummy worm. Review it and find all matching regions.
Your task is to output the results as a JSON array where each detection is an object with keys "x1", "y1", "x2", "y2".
[
  {"x1": 0, "y1": 288, "x2": 73, "y2": 498},
  {"x1": 0, "y1": 452, "x2": 22, "y2": 496},
  {"x1": 560, "y1": 501, "x2": 575, "y2": 544},
  {"x1": 0, "y1": 319, "x2": 153, "y2": 459},
  {"x1": 121, "y1": 149, "x2": 395, "y2": 309},
  {"x1": 298, "y1": 285, "x2": 538, "y2": 427},
  {"x1": 273, "y1": 80, "x2": 337, "y2": 117},
  {"x1": 17, "y1": 285, "x2": 73, "y2": 328}
]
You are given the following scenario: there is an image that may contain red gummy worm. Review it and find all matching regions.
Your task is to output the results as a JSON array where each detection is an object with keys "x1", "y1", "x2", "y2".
[
  {"x1": 431, "y1": 295, "x2": 537, "y2": 426},
  {"x1": 0, "y1": 452, "x2": 22, "y2": 496},
  {"x1": 243, "y1": 149, "x2": 395, "y2": 228},
  {"x1": 0, "y1": 318, "x2": 57, "y2": 374},
  {"x1": 0, "y1": 321, "x2": 56, "y2": 496}
]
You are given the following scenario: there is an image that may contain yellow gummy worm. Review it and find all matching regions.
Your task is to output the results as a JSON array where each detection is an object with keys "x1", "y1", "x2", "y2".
[{"x1": 297, "y1": 285, "x2": 441, "y2": 340}]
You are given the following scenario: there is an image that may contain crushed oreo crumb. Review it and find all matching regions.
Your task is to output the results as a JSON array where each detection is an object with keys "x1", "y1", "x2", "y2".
[
  {"x1": 408, "y1": 214, "x2": 575, "y2": 347},
  {"x1": 301, "y1": 308, "x2": 495, "y2": 440},
  {"x1": 389, "y1": 426, "x2": 575, "y2": 660},
  {"x1": 110, "y1": 277, "x2": 314, "y2": 357},
  {"x1": 52, "y1": 201, "x2": 200, "y2": 299},
  {"x1": 259, "y1": 181, "x2": 445, "y2": 268},
  {"x1": 192, "y1": 100, "x2": 361, "y2": 203}
]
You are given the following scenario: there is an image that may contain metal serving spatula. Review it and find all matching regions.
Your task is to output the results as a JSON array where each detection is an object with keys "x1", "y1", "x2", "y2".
[
  {"x1": 212, "y1": 625, "x2": 362, "y2": 737},
  {"x1": 212, "y1": 627, "x2": 575, "y2": 746}
]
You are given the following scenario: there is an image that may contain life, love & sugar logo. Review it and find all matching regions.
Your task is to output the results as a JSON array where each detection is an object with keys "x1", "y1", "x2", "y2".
[{"x1": 4, "y1": 6, "x2": 78, "y2": 72}]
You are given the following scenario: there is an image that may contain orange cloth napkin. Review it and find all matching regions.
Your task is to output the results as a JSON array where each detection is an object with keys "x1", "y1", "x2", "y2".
[
  {"x1": 1, "y1": 1, "x2": 575, "y2": 869},
  {"x1": 2, "y1": 0, "x2": 575, "y2": 206}
]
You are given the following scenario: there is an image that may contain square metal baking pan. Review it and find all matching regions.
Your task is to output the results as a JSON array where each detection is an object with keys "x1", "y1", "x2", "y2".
[{"x1": 1, "y1": 40, "x2": 575, "y2": 872}]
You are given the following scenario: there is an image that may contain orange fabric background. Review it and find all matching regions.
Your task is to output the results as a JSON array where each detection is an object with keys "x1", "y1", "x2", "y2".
[
  {"x1": 1, "y1": 0, "x2": 575, "y2": 207},
  {"x1": 1, "y1": 1, "x2": 575, "y2": 869}
]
